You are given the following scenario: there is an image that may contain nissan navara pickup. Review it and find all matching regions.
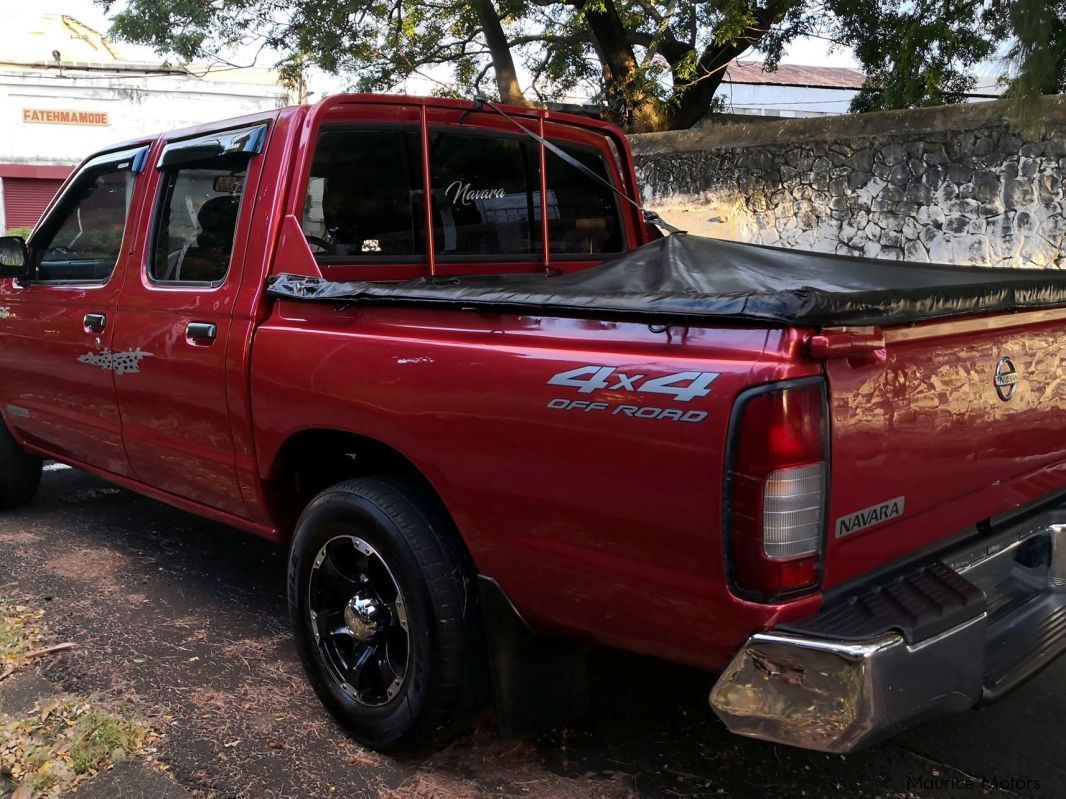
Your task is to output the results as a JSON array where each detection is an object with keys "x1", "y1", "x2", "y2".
[{"x1": 1, "y1": 94, "x2": 1066, "y2": 753}]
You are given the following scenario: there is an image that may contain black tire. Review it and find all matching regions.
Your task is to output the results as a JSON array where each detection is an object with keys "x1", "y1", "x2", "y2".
[
  {"x1": 0, "y1": 422, "x2": 41, "y2": 510},
  {"x1": 288, "y1": 477, "x2": 481, "y2": 752}
]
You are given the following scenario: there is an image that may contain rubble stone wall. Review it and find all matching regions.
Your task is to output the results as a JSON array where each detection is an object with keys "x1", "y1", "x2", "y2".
[{"x1": 630, "y1": 98, "x2": 1066, "y2": 268}]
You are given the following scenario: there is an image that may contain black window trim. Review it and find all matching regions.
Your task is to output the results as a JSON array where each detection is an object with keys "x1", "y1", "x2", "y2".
[
  {"x1": 28, "y1": 145, "x2": 149, "y2": 287},
  {"x1": 157, "y1": 123, "x2": 268, "y2": 170}
]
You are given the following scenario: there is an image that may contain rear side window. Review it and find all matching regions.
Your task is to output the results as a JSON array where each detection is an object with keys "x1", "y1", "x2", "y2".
[
  {"x1": 35, "y1": 165, "x2": 136, "y2": 282},
  {"x1": 301, "y1": 129, "x2": 424, "y2": 259},
  {"x1": 150, "y1": 154, "x2": 247, "y2": 284}
]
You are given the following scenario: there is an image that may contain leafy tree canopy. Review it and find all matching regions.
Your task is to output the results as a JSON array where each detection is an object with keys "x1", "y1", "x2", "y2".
[{"x1": 100, "y1": 0, "x2": 1063, "y2": 131}]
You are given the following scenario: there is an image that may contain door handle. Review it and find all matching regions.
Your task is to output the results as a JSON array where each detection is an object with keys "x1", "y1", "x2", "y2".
[
  {"x1": 83, "y1": 313, "x2": 106, "y2": 333},
  {"x1": 185, "y1": 321, "x2": 217, "y2": 344}
]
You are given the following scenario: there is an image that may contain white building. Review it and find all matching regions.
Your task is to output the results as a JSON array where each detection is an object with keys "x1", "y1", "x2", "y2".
[
  {"x1": 713, "y1": 60, "x2": 1002, "y2": 119},
  {"x1": 714, "y1": 61, "x2": 867, "y2": 118},
  {"x1": 0, "y1": 13, "x2": 292, "y2": 231}
]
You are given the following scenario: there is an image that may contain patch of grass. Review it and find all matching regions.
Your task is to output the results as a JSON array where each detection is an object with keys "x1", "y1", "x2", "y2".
[
  {"x1": 2, "y1": 227, "x2": 31, "y2": 239},
  {"x1": 70, "y1": 710, "x2": 146, "y2": 774},
  {"x1": 2, "y1": 698, "x2": 155, "y2": 797},
  {"x1": 0, "y1": 597, "x2": 45, "y2": 679},
  {"x1": 0, "y1": 597, "x2": 157, "y2": 798}
]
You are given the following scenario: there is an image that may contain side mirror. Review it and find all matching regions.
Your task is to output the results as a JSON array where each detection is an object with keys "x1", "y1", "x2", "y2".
[{"x1": 0, "y1": 236, "x2": 29, "y2": 279}]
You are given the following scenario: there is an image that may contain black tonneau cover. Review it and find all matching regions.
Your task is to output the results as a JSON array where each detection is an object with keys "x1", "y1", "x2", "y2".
[{"x1": 267, "y1": 235, "x2": 1066, "y2": 327}]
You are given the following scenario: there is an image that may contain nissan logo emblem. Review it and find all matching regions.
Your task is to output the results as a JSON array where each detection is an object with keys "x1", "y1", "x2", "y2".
[{"x1": 994, "y1": 356, "x2": 1019, "y2": 402}]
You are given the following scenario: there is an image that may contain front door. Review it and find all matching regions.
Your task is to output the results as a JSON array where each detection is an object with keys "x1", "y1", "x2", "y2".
[
  {"x1": 110, "y1": 125, "x2": 266, "y2": 517},
  {"x1": 0, "y1": 147, "x2": 148, "y2": 476}
]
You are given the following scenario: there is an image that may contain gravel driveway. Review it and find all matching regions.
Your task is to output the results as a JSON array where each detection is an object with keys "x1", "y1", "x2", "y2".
[{"x1": 1, "y1": 465, "x2": 1061, "y2": 799}]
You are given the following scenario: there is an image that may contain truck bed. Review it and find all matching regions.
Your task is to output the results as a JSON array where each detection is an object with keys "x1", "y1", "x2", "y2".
[{"x1": 268, "y1": 234, "x2": 1066, "y2": 327}]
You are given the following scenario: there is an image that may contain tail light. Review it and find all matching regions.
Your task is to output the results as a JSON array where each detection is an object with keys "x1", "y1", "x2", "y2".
[{"x1": 727, "y1": 380, "x2": 828, "y2": 599}]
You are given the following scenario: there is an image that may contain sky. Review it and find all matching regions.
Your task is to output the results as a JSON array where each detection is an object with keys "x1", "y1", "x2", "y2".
[{"x1": 6, "y1": 0, "x2": 1006, "y2": 98}]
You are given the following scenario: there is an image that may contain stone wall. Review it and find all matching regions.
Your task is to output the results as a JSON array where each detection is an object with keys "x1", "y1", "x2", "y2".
[{"x1": 630, "y1": 97, "x2": 1066, "y2": 268}]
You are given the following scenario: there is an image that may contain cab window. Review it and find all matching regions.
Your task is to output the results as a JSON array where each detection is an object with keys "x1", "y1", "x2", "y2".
[
  {"x1": 301, "y1": 128, "x2": 424, "y2": 259},
  {"x1": 544, "y1": 144, "x2": 623, "y2": 255},
  {"x1": 429, "y1": 133, "x2": 623, "y2": 258},
  {"x1": 299, "y1": 125, "x2": 625, "y2": 266},
  {"x1": 35, "y1": 163, "x2": 137, "y2": 283},
  {"x1": 150, "y1": 154, "x2": 247, "y2": 284},
  {"x1": 429, "y1": 132, "x2": 540, "y2": 258}
]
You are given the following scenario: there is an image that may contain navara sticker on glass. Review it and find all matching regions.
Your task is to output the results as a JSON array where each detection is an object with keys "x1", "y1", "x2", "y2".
[
  {"x1": 546, "y1": 365, "x2": 717, "y2": 424},
  {"x1": 446, "y1": 181, "x2": 506, "y2": 206},
  {"x1": 835, "y1": 496, "x2": 905, "y2": 538}
]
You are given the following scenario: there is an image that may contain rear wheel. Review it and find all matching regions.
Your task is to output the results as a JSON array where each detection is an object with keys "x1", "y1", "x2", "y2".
[
  {"x1": 0, "y1": 422, "x2": 41, "y2": 510},
  {"x1": 288, "y1": 477, "x2": 481, "y2": 751}
]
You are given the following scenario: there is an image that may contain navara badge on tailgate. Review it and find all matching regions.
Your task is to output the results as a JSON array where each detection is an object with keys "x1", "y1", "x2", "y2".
[{"x1": 835, "y1": 497, "x2": 905, "y2": 538}]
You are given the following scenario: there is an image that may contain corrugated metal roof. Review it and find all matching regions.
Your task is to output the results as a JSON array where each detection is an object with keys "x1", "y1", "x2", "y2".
[{"x1": 723, "y1": 61, "x2": 867, "y2": 90}]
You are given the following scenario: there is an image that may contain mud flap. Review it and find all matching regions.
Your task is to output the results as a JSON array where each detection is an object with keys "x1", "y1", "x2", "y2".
[{"x1": 477, "y1": 576, "x2": 589, "y2": 735}]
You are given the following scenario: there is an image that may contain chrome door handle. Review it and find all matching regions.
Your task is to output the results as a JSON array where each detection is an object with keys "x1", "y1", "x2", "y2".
[
  {"x1": 83, "y1": 313, "x2": 106, "y2": 333},
  {"x1": 185, "y1": 322, "x2": 217, "y2": 343}
]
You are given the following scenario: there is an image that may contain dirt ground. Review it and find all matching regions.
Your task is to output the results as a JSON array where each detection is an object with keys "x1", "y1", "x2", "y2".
[{"x1": 2, "y1": 465, "x2": 1064, "y2": 799}]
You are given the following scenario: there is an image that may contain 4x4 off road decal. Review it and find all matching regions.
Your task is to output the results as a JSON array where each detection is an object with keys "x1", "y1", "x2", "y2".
[
  {"x1": 835, "y1": 496, "x2": 905, "y2": 538},
  {"x1": 546, "y1": 365, "x2": 717, "y2": 423},
  {"x1": 77, "y1": 348, "x2": 153, "y2": 375}
]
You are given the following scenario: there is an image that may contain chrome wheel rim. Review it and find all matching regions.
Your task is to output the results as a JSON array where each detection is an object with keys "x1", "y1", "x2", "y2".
[{"x1": 307, "y1": 534, "x2": 410, "y2": 707}]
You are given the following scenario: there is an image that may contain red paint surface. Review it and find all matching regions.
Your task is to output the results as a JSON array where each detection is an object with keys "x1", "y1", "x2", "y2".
[{"x1": 823, "y1": 312, "x2": 1066, "y2": 588}]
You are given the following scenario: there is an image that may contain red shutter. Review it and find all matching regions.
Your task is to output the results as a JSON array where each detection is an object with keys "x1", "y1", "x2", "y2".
[{"x1": 3, "y1": 178, "x2": 65, "y2": 229}]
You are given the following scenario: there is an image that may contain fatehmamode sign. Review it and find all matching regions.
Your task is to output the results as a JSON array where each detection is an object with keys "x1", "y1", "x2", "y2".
[{"x1": 22, "y1": 109, "x2": 110, "y2": 126}]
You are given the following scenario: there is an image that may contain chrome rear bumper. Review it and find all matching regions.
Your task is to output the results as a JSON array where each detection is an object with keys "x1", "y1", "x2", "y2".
[{"x1": 710, "y1": 512, "x2": 1066, "y2": 753}]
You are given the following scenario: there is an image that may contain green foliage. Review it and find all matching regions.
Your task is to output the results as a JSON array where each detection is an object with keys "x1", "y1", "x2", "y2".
[
  {"x1": 3, "y1": 227, "x2": 32, "y2": 239},
  {"x1": 98, "y1": 0, "x2": 1051, "y2": 130},
  {"x1": 994, "y1": 0, "x2": 1066, "y2": 133},
  {"x1": 834, "y1": 0, "x2": 997, "y2": 112}
]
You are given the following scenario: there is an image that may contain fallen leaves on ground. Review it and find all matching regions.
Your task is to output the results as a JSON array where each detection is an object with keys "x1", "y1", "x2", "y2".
[
  {"x1": 0, "y1": 596, "x2": 158, "y2": 798},
  {"x1": 1, "y1": 695, "x2": 157, "y2": 797},
  {"x1": 0, "y1": 598, "x2": 46, "y2": 681}
]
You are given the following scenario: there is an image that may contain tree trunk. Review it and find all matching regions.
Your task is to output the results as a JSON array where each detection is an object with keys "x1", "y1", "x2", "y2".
[
  {"x1": 665, "y1": 4, "x2": 793, "y2": 129},
  {"x1": 470, "y1": 0, "x2": 529, "y2": 105},
  {"x1": 664, "y1": 46, "x2": 737, "y2": 129},
  {"x1": 581, "y1": 0, "x2": 666, "y2": 131}
]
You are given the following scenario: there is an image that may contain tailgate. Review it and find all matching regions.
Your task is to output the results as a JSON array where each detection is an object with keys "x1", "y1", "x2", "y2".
[{"x1": 822, "y1": 310, "x2": 1066, "y2": 588}]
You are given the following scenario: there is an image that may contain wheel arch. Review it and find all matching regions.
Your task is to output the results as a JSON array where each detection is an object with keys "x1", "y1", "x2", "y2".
[{"x1": 264, "y1": 428, "x2": 470, "y2": 561}]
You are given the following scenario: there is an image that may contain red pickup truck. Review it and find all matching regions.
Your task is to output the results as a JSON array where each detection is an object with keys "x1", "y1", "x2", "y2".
[{"x1": 2, "y1": 94, "x2": 1066, "y2": 755}]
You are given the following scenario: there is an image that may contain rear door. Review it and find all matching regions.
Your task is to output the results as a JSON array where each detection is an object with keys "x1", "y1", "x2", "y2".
[
  {"x1": 0, "y1": 147, "x2": 148, "y2": 475},
  {"x1": 822, "y1": 312, "x2": 1066, "y2": 587},
  {"x1": 110, "y1": 124, "x2": 267, "y2": 517}
]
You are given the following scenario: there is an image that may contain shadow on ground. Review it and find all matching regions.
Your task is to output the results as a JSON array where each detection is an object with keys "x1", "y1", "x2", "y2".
[{"x1": 1, "y1": 466, "x2": 1061, "y2": 798}]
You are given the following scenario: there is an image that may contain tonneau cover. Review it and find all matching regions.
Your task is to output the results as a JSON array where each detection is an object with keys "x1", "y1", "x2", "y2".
[{"x1": 267, "y1": 235, "x2": 1066, "y2": 327}]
